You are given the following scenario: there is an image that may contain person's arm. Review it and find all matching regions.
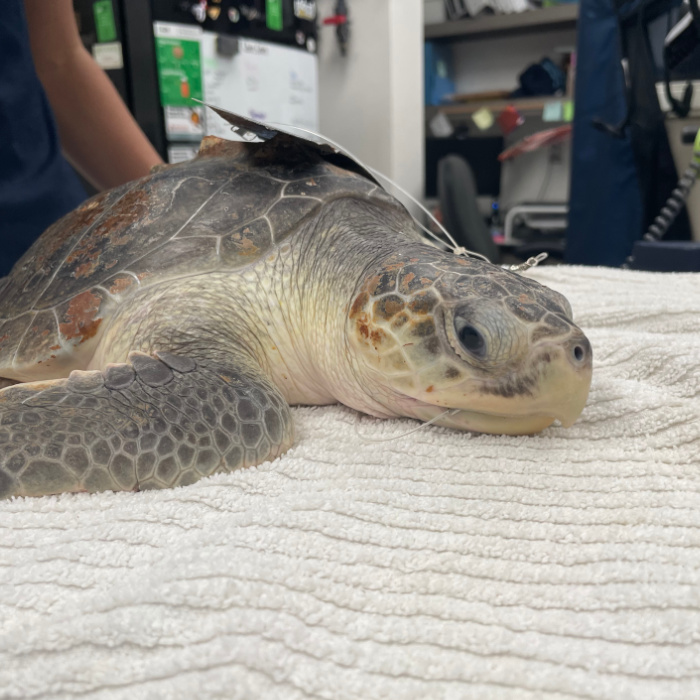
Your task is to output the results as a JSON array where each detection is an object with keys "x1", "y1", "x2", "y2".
[{"x1": 24, "y1": 0, "x2": 163, "y2": 191}]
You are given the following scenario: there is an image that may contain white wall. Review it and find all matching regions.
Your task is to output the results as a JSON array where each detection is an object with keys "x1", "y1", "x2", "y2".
[
  {"x1": 317, "y1": 0, "x2": 425, "y2": 199},
  {"x1": 387, "y1": 0, "x2": 425, "y2": 200}
]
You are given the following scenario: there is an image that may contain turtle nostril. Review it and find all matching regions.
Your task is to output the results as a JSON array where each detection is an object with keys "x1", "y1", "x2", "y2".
[{"x1": 565, "y1": 335, "x2": 591, "y2": 367}]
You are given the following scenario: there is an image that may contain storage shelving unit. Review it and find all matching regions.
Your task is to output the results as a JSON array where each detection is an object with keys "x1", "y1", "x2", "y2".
[{"x1": 424, "y1": 4, "x2": 579, "y2": 42}]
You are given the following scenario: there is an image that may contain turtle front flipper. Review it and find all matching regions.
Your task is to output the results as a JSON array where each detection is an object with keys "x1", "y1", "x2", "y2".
[{"x1": 0, "y1": 352, "x2": 293, "y2": 499}]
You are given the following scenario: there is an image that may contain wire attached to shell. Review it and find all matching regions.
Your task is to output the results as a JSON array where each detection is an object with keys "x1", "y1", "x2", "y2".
[
  {"x1": 257, "y1": 124, "x2": 547, "y2": 442},
  {"x1": 353, "y1": 408, "x2": 460, "y2": 443},
  {"x1": 258, "y1": 122, "x2": 548, "y2": 275},
  {"x1": 193, "y1": 98, "x2": 547, "y2": 275}
]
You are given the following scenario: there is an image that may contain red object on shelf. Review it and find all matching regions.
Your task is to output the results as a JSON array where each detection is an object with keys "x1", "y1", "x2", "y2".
[
  {"x1": 323, "y1": 14, "x2": 348, "y2": 25},
  {"x1": 498, "y1": 125, "x2": 573, "y2": 161},
  {"x1": 497, "y1": 105, "x2": 524, "y2": 136}
]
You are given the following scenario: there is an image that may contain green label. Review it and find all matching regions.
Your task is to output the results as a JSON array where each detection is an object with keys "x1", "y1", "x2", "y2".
[
  {"x1": 266, "y1": 0, "x2": 284, "y2": 31},
  {"x1": 154, "y1": 37, "x2": 203, "y2": 107},
  {"x1": 93, "y1": 0, "x2": 117, "y2": 43},
  {"x1": 563, "y1": 101, "x2": 575, "y2": 122}
]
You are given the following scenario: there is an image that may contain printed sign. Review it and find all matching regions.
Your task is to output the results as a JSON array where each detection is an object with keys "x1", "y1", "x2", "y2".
[
  {"x1": 154, "y1": 26, "x2": 203, "y2": 107},
  {"x1": 163, "y1": 106, "x2": 205, "y2": 140},
  {"x1": 152, "y1": 23, "x2": 318, "y2": 143},
  {"x1": 199, "y1": 33, "x2": 319, "y2": 139}
]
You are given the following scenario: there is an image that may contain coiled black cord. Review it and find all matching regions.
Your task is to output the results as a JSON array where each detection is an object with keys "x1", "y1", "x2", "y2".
[
  {"x1": 645, "y1": 159, "x2": 700, "y2": 241},
  {"x1": 623, "y1": 130, "x2": 700, "y2": 267}
]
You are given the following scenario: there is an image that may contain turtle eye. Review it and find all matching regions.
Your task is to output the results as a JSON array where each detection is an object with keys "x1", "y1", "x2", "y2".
[{"x1": 455, "y1": 317, "x2": 486, "y2": 357}]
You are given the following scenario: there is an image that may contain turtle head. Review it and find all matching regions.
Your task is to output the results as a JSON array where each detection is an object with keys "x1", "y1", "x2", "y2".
[{"x1": 346, "y1": 252, "x2": 592, "y2": 435}]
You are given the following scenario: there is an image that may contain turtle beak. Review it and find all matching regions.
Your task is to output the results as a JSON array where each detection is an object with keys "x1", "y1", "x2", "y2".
[
  {"x1": 471, "y1": 330, "x2": 592, "y2": 431},
  {"x1": 406, "y1": 330, "x2": 593, "y2": 436},
  {"x1": 540, "y1": 332, "x2": 592, "y2": 427}
]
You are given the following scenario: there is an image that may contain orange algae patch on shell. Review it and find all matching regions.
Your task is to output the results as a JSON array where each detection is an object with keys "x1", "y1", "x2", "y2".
[
  {"x1": 58, "y1": 291, "x2": 103, "y2": 344},
  {"x1": 398, "y1": 272, "x2": 416, "y2": 294},
  {"x1": 64, "y1": 188, "x2": 147, "y2": 279},
  {"x1": 239, "y1": 237, "x2": 259, "y2": 256},
  {"x1": 74, "y1": 260, "x2": 99, "y2": 279},
  {"x1": 108, "y1": 277, "x2": 135, "y2": 295}
]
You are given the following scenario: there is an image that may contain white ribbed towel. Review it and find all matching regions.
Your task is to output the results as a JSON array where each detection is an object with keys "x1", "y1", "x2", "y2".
[{"x1": 1, "y1": 266, "x2": 699, "y2": 700}]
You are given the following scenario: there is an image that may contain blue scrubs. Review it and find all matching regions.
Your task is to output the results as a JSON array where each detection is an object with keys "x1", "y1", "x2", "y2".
[
  {"x1": 0, "y1": 0, "x2": 87, "y2": 277},
  {"x1": 565, "y1": 0, "x2": 642, "y2": 266}
]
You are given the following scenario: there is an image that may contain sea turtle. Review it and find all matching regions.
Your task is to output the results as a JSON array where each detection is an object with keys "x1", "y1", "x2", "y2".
[{"x1": 0, "y1": 109, "x2": 592, "y2": 499}]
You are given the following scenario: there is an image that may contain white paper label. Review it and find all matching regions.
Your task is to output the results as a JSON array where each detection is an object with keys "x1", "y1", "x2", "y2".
[
  {"x1": 163, "y1": 106, "x2": 205, "y2": 139},
  {"x1": 92, "y1": 41, "x2": 123, "y2": 70},
  {"x1": 294, "y1": 0, "x2": 317, "y2": 20},
  {"x1": 154, "y1": 22, "x2": 202, "y2": 39}
]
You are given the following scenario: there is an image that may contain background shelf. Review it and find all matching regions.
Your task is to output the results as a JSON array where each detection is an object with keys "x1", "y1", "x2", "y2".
[{"x1": 424, "y1": 5, "x2": 579, "y2": 41}]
